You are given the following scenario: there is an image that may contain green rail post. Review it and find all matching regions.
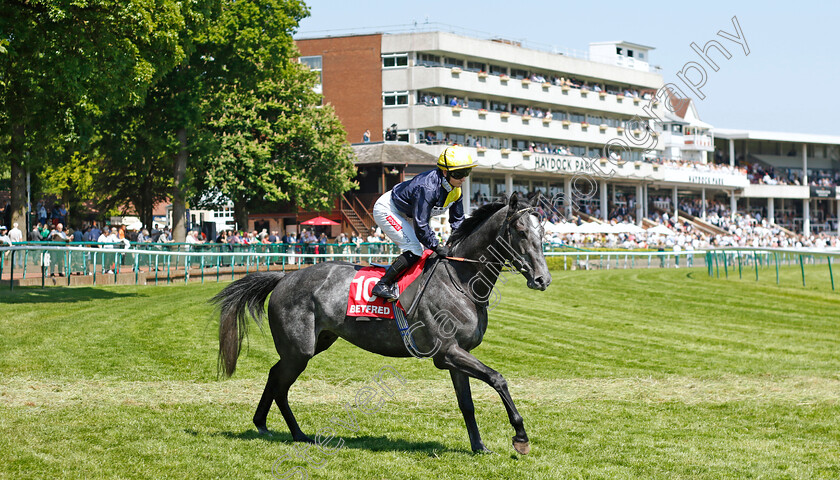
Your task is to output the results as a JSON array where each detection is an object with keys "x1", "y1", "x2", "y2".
[
  {"x1": 799, "y1": 254, "x2": 806, "y2": 287},
  {"x1": 753, "y1": 251, "x2": 759, "y2": 282},
  {"x1": 774, "y1": 252, "x2": 780, "y2": 285},
  {"x1": 8, "y1": 250, "x2": 13, "y2": 291},
  {"x1": 201, "y1": 255, "x2": 205, "y2": 284},
  {"x1": 828, "y1": 257, "x2": 835, "y2": 291},
  {"x1": 737, "y1": 250, "x2": 742, "y2": 279},
  {"x1": 714, "y1": 251, "x2": 720, "y2": 278},
  {"x1": 154, "y1": 254, "x2": 159, "y2": 285},
  {"x1": 167, "y1": 254, "x2": 171, "y2": 284},
  {"x1": 22, "y1": 249, "x2": 27, "y2": 279},
  {"x1": 723, "y1": 252, "x2": 728, "y2": 278},
  {"x1": 134, "y1": 254, "x2": 139, "y2": 285}
]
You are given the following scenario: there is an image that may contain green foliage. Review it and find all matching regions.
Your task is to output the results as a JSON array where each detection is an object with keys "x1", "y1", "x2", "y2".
[
  {"x1": 0, "y1": 0, "x2": 190, "y2": 160},
  {"x1": 191, "y1": 0, "x2": 356, "y2": 222}
]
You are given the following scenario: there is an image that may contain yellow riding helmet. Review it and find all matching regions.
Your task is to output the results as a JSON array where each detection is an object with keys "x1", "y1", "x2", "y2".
[{"x1": 437, "y1": 145, "x2": 477, "y2": 172}]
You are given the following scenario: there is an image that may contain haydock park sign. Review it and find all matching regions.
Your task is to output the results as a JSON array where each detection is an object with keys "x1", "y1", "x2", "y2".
[{"x1": 532, "y1": 155, "x2": 601, "y2": 175}]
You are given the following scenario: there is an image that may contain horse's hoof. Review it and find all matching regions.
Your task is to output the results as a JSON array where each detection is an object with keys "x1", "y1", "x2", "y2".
[
  {"x1": 293, "y1": 435, "x2": 316, "y2": 444},
  {"x1": 512, "y1": 438, "x2": 530, "y2": 455},
  {"x1": 473, "y1": 445, "x2": 494, "y2": 454},
  {"x1": 256, "y1": 426, "x2": 272, "y2": 436}
]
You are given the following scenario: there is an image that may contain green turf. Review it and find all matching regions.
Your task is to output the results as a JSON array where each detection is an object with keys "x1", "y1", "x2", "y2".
[{"x1": 1, "y1": 265, "x2": 838, "y2": 479}]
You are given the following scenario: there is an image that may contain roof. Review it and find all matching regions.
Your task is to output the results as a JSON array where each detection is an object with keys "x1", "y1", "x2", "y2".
[
  {"x1": 352, "y1": 142, "x2": 438, "y2": 166},
  {"x1": 589, "y1": 41, "x2": 656, "y2": 51},
  {"x1": 715, "y1": 128, "x2": 840, "y2": 145}
]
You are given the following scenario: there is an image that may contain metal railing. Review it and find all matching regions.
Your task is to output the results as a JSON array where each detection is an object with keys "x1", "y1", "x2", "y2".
[
  {"x1": 0, "y1": 242, "x2": 401, "y2": 289},
  {"x1": 703, "y1": 247, "x2": 839, "y2": 291}
]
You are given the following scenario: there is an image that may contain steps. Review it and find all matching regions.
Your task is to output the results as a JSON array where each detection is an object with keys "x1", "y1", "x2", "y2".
[
  {"x1": 341, "y1": 208, "x2": 368, "y2": 235},
  {"x1": 678, "y1": 210, "x2": 729, "y2": 236}
]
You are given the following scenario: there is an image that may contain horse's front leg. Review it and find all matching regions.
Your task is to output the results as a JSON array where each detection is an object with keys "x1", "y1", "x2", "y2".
[
  {"x1": 449, "y1": 370, "x2": 492, "y2": 454},
  {"x1": 436, "y1": 346, "x2": 530, "y2": 454}
]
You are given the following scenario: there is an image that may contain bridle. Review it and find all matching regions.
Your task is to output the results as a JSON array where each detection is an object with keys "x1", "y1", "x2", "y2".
[{"x1": 441, "y1": 205, "x2": 540, "y2": 306}]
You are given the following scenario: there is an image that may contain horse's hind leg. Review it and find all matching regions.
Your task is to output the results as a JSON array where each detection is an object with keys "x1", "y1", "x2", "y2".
[
  {"x1": 253, "y1": 355, "x2": 312, "y2": 441},
  {"x1": 254, "y1": 332, "x2": 338, "y2": 440}
]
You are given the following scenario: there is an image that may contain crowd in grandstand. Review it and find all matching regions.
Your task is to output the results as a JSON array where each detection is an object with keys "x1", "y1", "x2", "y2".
[{"x1": 746, "y1": 163, "x2": 839, "y2": 187}]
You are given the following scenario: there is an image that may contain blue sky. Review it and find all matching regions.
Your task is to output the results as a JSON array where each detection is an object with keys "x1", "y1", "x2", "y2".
[{"x1": 297, "y1": 0, "x2": 839, "y2": 136}]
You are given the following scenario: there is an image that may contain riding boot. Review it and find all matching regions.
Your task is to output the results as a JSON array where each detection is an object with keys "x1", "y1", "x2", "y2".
[{"x1": 372, "y1": 251, "x2": 420, "y2": 302}]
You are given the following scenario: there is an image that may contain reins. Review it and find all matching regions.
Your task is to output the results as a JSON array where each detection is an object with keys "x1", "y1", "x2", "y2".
[{"x1": 437, "y1": 205, "x2": 538, "y2": 307}]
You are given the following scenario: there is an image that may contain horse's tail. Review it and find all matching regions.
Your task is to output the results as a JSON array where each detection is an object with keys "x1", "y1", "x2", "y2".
[{"x1": 211, "y1": 272, "x2": 286, "y2": 378}]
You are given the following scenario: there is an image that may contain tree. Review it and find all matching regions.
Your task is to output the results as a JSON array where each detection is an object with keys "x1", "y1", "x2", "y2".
[
  {"x1": 0, "y1": 0, "x2": 190, "y2": 230},
  {"x1": 191, "y1": 0, "x2": 356, "y2": 229}
]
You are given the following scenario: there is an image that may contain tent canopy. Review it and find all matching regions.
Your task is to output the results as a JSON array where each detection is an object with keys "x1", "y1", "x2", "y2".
[{"x1": 301, "y1": 216, "x2": 339, "y2": 226}]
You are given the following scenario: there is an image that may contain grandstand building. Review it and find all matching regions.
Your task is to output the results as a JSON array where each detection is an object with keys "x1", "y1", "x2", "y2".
[
  {"x1": 715, "y1": 130, "x2": 840, "y2": 235},
  {"x1": 291, "y1": 30, "x2": 836, "y2": 237}
]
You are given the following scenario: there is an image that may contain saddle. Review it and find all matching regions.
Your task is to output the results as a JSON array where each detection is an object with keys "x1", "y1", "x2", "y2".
[{"x1": 345, "y1": 250, "x2": 433, "y2": 320}]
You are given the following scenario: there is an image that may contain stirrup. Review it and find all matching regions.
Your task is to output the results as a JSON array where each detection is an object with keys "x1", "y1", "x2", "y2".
[{"x1": 372, "y1": 282, "x2": 400, "y2": 302}]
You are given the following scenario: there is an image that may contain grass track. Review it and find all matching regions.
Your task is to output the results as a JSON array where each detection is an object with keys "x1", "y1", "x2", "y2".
[{"x1": 1, "y1": 265, "x2": 839, "y2": 479}]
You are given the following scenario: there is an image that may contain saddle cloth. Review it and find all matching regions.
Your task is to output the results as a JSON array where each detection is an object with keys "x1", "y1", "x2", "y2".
[{"x1": 346, "y1": 250, "x2": 433, "y2": 319}]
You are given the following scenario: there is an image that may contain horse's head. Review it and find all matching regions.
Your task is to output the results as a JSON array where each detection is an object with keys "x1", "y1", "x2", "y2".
[{"x1": 499, "y1": 193, "x2": 552, "y2": 291}]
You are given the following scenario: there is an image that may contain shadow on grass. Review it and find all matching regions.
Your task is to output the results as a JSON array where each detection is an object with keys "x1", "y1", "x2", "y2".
[
  {"x1": 202, "y1": 429, "x2": 459, "y2": 454},
  {"x1": 0, "y1": 286, "x2": 144, "y2": 304}
]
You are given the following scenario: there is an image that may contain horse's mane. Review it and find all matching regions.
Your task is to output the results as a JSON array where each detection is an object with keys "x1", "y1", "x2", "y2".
[{"x1": 448, "y1": 199, "x2": 507, "y2": 247}]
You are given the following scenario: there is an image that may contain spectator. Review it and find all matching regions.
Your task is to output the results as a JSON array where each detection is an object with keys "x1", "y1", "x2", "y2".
[
  {"x1": 8, "y1": 222, "x2": 23, "y2": 244},
  {"x1": 363, "y1": 129, "x2": 371, "y2": 142},
  {"x1": 98, "y1": 227, "x2": 118, "y2": 274},
  {"x1": 30, "y1": 223, "x2": 42, "y2": 241}
]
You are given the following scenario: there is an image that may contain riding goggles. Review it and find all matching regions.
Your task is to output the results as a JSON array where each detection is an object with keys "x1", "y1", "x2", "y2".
[{"x1": 449, "y1": 168, "x2": 472, "y2": 180}]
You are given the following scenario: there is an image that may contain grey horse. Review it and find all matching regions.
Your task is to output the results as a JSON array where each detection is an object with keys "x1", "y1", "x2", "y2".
[{"x1": 213, "y1": 193, "x2": 551, "y2": 454}]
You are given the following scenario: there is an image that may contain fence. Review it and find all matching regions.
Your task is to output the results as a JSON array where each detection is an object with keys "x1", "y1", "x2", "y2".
[
  {"x1": 543, "y1": 250, "x2": 708, "y2": 271},
  {"x1": 2, "y1": 243, "x2": 837, "y2": 292},
  {"x1": 703, "y1": 247, "x2": 838, "y2": 291},
  {"x1": 0, "y1": 242, "x2": 400, "y2": 289}
]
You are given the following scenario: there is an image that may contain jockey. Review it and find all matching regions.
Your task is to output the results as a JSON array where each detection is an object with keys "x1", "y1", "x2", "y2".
[{"x1": 370, "y1": 145, "x2": 475, "y2": 301}]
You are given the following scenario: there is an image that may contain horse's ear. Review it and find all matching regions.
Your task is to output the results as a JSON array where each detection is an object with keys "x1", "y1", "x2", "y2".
[
  {"x1": 508, "y1": 192, "x2": 519, "y2": 209},
  {"x1": 530, "y1": 191, "x2": 542, "y2": 206}
]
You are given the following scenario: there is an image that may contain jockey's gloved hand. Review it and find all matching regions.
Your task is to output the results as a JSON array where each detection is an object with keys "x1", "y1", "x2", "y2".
[{"x1": 434, "y1": 244, "x2": 450, "y2": 258}]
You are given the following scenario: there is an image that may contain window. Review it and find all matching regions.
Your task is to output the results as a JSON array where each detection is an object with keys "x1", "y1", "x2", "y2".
[
  {"x1": 627, "y1": 49, "x2": 634, "y2": 58},
  {"x1": 417, "y1": 90, "x2": 440, "y2": 105},
  {"x1": 472, "y1": 178, "x2": 492, "y2": 204},
  {"x1": 466, "y1": 61, "x2": 486, "y2": 72},
  {"x1": 616, "y1": 47, "x2": 623, "y2": 55},
  {"x1": 510, "y1": 68, "x2": 528, "y2": 79},
  {"x1": 417, "y1": 53, "x2": 441, "y2": 67},
  {"x1": 570, "y1": 112, "x2": 586, "y2": 124},
  {"x1": 513, "y1": 139, "x2": 528, "y2": 151},
  {"x1": 299, "y1": 55, "x2": 322, "y2": 93},
  {"x1": 382, "y1": 91, "x2": 409, "y2": 106},
  {"x1": 467, "y1": 98, "x2": 486, "y2": 110},
  {"x1": 638, "y1": 52, "x2": 645, "y2": 60},
  {"x1": 444, "y1": 57, "x2": 464, "y2": 68},
  {"x1": 487, "y1": 136, "x2": 508, "y2": 149},
  {"x1": 589, "y1": 148, "x2": 602, "y2": 158},
  {"x1": 489, "y1": 64, "x2": 507, "y2": 75},
  {"x1": 490, "y1": 100, "x2": 508, "y2": 112},
  {"x1": 382, "y1": 53, "x2": 408, "y2": 68},
  {"x1": 570, "y1": 145, "x2": 586, "y2": 156},
  {"x1": 513, "y1": 180, "x2": 529, "y2": 194}
]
